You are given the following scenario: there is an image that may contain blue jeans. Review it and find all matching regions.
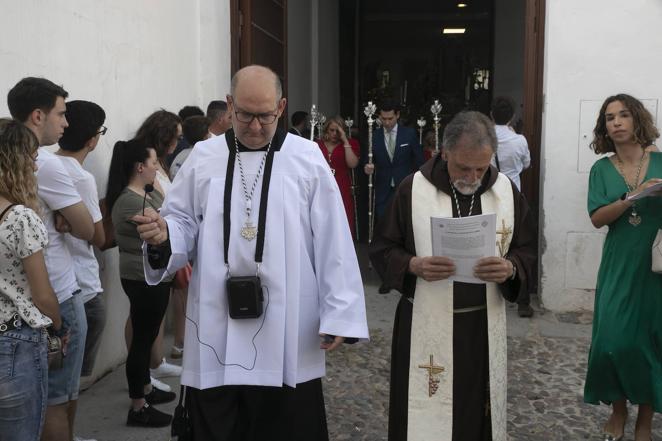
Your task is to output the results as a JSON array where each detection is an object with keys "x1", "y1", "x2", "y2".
[
  {"x1": 48, "y1": 293, "x2": 87, "y2": 405},
  {"x1": 0, "y1": 324, "x2": 48, "y2": 441},
  {"x1": 81, "y1": 293, "x2": 106, "y2": 376}
]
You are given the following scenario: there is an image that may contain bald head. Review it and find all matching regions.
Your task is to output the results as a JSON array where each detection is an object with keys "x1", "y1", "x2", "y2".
[
  {"x1": 227, "y1": 65, "x2": 287, "y2": 149},
  {"x1": 231, "y1": 65, "x2": 282, "y2": 104}
]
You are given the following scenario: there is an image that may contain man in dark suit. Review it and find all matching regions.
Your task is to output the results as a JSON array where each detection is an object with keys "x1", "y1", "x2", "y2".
[
  {"x1": 364, "y1": 100, "x2": 423, "y2": 219},
  {"x1": 289, "y1": 110, "x2": 309, "y2": 138},
  {"x1": 364, "y1": 100, "x2": 423, "y2": 293}
]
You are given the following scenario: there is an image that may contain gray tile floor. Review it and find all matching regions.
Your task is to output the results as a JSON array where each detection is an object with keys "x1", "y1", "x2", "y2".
[{"x1": 75, "y1": 254, "x2": 661, "y2": 440}]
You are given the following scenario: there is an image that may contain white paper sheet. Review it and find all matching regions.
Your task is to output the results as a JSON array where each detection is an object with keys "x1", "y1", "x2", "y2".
[
  {"x1": 627, "y1": 181, "x2": 662, "y2": 201},
  {"x1": 430, "y1": 213, "x2": 497, "y2": 284}
]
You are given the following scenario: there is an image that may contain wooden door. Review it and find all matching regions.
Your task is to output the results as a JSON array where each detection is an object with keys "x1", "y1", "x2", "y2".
[
  {"x1": 521, "y1": 0, "x2": 545, "y2": 211},
  {"x1": 231, "y1": 0, "x2": 288, "y2": 100},
  {"x1": 521, "y1": 0, "x2": 545, "y2": 292}
]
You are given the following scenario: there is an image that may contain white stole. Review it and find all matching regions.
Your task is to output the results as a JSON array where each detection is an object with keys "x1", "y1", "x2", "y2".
[{"x1": 407, "y1": 171, "x2": 514, "y2": 441}]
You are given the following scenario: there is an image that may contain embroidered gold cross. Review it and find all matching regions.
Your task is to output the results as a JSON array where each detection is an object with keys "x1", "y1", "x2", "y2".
[
  {"x1": 496, "y1": 219, "x2": 512, "y2": 257},
  {"x1": 418, "y1": 354, "x2": 445, "y2": 397}
]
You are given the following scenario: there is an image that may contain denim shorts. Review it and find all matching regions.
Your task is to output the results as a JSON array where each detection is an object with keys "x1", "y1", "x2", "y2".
[
  {"x1": 48, "y1": 293, "x2": 87, "y2": 405},
  {"x1": 0, "y1": 323, "x2": 48, "y2": 441}
]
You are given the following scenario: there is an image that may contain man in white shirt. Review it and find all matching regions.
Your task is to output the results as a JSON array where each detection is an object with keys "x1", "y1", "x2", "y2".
[
  {"x1": 55, "y1": 100, "x2": 107, "y2": 383},
  {"x1": 134, "y1": 65, "x2": 369, "y2": 440},
  {"x1": 490, "y1": 96, "x2": 531, "y2": 191},
  {"x1": 490, "y1": 96, "x2": 533, "y2": 318},
  {"x1": 8, "y1": 77, "x2": 94, "y2": 441}
]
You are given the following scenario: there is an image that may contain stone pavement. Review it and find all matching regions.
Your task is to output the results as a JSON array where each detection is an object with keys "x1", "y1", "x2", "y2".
[{"x1": 76, "y1": 266, "x2": 662, "y2": 440}]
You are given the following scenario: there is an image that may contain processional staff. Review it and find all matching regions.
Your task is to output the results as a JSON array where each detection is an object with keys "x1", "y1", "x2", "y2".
[
  {"x1": 317, "y1": 113, "x2": 326, "y2": 142},
  {"x1": 309, "y1": 104, "x2": 319, "y2": 141},
  {"x1": 364, "y1": 101, "x2": 377, "y2": 243},
  {"x1": 344, "y1": 117, "x2": 359, "y2": 241},
  {"x1": 430, "y1": 99, "x2": 443, "y2": 153},
  {"x1": 417, "y1": 117, "x2": 426, "y2": 145}
]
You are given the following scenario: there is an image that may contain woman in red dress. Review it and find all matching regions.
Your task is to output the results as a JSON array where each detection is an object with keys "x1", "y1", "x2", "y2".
[{"x1": 317, "y1": 116, "x2": 360, "y2": 239}]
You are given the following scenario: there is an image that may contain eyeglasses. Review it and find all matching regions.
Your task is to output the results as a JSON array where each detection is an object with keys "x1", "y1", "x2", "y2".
[
  {"x1": 97, "y1": 126, "x2": 108, "y2": 136},
  {"x1": 233, "y1": 109, "x2": 278, "y2": 125}
]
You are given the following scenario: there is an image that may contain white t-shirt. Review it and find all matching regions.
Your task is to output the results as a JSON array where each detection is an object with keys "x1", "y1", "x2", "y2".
[
  {"x1": 491, "y1": 125, "x2": 531, "y2": 190},
  {"x1": 59, "y1": 155, "x2": 103, "y2": 303},
  {"x1": 36, "y1": 147, "x2": 82, "y2": 303}
]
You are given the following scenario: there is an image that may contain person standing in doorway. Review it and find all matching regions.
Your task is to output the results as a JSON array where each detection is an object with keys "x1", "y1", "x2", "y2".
[{"x1": 364, "y1": 100, "x2": 423, "y2": 293}]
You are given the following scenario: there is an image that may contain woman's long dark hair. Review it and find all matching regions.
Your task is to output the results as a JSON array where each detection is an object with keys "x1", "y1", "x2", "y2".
[
  {"x1": 134, "y1": 110, "x2": 181, "y2": 162},
  {"x1": 105, "y1": 139, "x2": 151, "y2": 214}
]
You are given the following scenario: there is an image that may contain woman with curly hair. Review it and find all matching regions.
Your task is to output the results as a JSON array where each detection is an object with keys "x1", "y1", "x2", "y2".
[
  {"x1": 0, "y1": 118, "x2": 62, "y2": 440},
  {"x1": 584, "y1": 94, "x2": 662, "y2": 441}
]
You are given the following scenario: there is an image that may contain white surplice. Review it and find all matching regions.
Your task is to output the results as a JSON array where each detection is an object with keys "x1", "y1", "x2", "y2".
[{"x1": 144, "y1": 132, "x2": 369, "y2": 389}]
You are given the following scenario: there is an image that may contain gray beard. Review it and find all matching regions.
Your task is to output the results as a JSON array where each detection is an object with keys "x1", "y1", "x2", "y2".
[{"x1": 453, "y1": 179, "x2": 481, "y2": 195}]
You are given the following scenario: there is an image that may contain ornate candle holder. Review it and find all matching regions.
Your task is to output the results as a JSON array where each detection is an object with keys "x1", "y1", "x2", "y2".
[
  {"x1": 316, "y1": 113, "x2": 326, "y2": 141},
  {"x1": 309, "y1": 105, "x2": 319, "y2": 141},
  {"x1": 364, "y1": 102, "x2": 377, "y2": 243},
  {"x1": 430, "y1": 100, "x2": 443, "y2": 153},
  {"x1": 345, "y1": 117, "x2": 358, "y2": 240},
  {"x1": 417, "y1": 117, "x2": 427, "y2": 145}
]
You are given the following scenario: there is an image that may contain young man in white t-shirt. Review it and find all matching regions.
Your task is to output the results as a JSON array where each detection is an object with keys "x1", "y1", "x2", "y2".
[
  {"x1": 56, "y1": 100, "x2": 108, "y2": 388},
  {"x1": 8, "y1": 77, "x2": 95, "y2": 441}
]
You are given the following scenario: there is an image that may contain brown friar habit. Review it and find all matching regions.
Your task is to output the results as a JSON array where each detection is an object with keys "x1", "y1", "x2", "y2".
[{"x1": 369, "y1": 155, "x2": 537, "y2": 441}]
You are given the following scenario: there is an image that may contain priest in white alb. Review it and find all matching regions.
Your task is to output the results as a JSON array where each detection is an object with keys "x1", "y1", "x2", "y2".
[
  {"x1": 134, "y1": 65, "x2": 369, "y2": 440},
  {"x1": 370, "y1": 111, "x2": 537, "y2": 441}
]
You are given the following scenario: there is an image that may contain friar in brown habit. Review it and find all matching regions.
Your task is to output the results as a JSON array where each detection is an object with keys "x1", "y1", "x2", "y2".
[{"x1": 370, "y1": 111, "x2": 537, "y2": 441}]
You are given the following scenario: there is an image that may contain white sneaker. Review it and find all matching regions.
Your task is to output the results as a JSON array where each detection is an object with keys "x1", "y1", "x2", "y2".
[
  {"x1": 150, "y1": 358, "x2": 182, "y2": 378},
  {"x1": 74, "y1": 436, "x2": 98, "y2": 441},
  {"x1": 150, "y1": 376, "x2": 172, "y2": 392}
]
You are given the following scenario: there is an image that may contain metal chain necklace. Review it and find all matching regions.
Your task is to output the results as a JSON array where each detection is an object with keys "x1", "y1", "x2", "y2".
[
  {"x1": 235, "y1": 135, "x2": 271, "y2": 240},
  {"x1": 325, "y1": 144, "x2": 336, "y2": 176},
  {"x1": 450, "y1": 181, "x2": 475, "y2": 217},
  {"x1": 615, "y1": 151, "x2": 647, "y2": 226}
]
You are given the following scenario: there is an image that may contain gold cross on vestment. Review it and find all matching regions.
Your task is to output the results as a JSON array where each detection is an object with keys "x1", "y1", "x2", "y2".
[
  {"x1": 418, "y1": 354, "x2": 445, "y2": 397},
  {"x1": 496, "y1": 219, "x2": 512, "y2": 257}
]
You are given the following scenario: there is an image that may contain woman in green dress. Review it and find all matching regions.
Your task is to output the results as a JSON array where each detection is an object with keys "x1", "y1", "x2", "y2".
[{"x1": 585, "y1": 94, "x2": 662, "y2": 441}]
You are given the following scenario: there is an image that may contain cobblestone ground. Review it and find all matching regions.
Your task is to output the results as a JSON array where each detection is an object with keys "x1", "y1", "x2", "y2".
[{"x1": 324, "y1": 328, "x2": 662, "y2": 441}]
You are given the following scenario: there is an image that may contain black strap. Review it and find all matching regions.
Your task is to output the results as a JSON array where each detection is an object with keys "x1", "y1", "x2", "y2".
[
  {"x1": 222, "y1": 131, "x2": 280, "y2": 265},
  {"x1": 0, "y1": 204, "x2": 17, "y2": 223}
]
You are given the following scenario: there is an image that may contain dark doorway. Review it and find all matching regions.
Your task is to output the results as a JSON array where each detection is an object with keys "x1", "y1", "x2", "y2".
[
  {"x1": 338, "y1": 0, "x2": 543, "y2": 245},
  {"x1": 340, "y1": 0, "x2": 494, "y2": 126}
]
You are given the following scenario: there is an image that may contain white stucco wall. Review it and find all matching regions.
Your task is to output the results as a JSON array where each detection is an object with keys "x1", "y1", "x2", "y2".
[
  {"x1": 540, "y1": 0, "x2": 662, "y2": 311},
  {"x1": 0, "y1": 0, "x2": 231, "y2": 377}
]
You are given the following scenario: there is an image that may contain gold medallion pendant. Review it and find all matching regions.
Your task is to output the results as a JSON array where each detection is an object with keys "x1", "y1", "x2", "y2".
[
  {"x1": 629, "y1": 213, "x2": 642, "y2": 226},
  {"x1": 241, "y1": 221, "x2": 257, "y2": 240}
]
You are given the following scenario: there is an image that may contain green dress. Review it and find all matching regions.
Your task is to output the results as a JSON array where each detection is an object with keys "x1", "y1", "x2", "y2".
[{"x1": 584, "y1": 152, "x2": 662, "y2": 411}]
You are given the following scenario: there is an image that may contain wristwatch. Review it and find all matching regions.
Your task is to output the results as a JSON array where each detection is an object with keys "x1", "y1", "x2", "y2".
[{"x1": 620, "y1": 192, "x2": 628, "y2": 201}]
